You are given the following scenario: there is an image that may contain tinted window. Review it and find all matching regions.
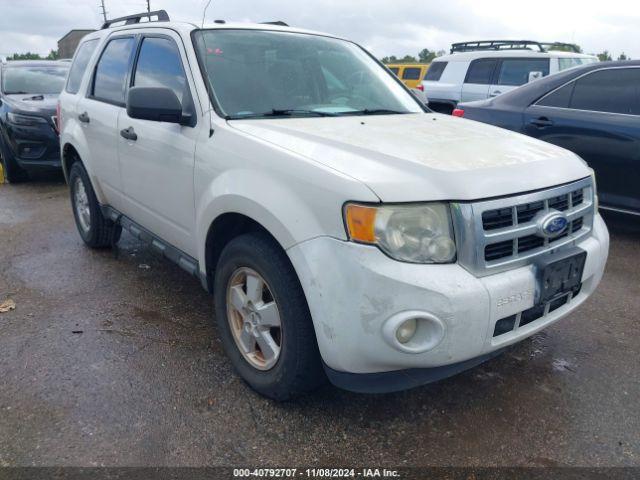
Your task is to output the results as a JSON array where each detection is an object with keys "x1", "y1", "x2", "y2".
[
  {"x1": 465, "y1": 59, "x2": 497, "y2": 85},
  {"x1": 570, "y1": 68, "x2": 640, "y2": 115},
  {"x1": 133, "y1": 37, "x2": 189, "y2": 103},
  {"x1": 2, "y1": 65, "x2": 69, "y2": 94},
  {"x1": 389, "y1": 67, "x2": 400, "y2": 76},
  {"x1": 558, "y1": 57, "x2": 596, "y2": 72},
  {"x1": 424, "y1": 62, "x2": 447, "y2": 81},
  {"x1": 497, "y1": 59, "x2": 550, "y2": 86},
  {"x1": 66, "y1": 39, "x2": 99, "y2": 94},
  {"x1": 93, "y1": 37, "x2": 135, "y2": 104},
  {"x1": 537, "y1": 82, "x2": 575, "y2": 108},
  {"x1": 402, "y1": 67, "x2": 422, "y2": 80}
]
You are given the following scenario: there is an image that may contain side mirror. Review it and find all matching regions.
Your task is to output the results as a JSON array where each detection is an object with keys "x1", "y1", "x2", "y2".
[
  {"x1": 528, "y1": 71, "x2": 544, "y2": 83},
  {"x1": 126, "y1": 87, "x2": 191, "y2": 126}
]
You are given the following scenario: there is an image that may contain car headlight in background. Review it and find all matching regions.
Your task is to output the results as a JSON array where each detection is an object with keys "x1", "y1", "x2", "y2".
[
  {"x1": 344, "y1": 202, "x2": 457, "y2": 264},
  {"x1": 7, "y1": 112, "x2": 47, "y2": 126}
]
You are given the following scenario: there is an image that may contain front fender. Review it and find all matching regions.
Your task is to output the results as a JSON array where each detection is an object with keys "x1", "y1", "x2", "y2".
[{"x1": 60, "y1": 126, "x2": 107, "y2": 204}]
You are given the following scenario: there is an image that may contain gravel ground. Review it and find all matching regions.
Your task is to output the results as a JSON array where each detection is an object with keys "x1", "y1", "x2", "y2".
[{"x1": 0, "y1": 175, "x2": 638, "y2": 467}]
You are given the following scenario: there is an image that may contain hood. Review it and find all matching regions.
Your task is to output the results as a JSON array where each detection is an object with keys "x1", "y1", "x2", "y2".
[
  {"x1": 229, "y1": 113, "x2": 591, "y2": 202},
  {"x1": 3, "y1": 93, "x2": 59, "y2": 115}
]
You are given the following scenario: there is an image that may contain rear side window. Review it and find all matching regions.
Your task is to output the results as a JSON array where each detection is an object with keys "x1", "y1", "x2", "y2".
[
  {"x1": 402, "y1": 67, "x2": 422, "y2": 80},
  {"x1": 389, "y1": 67, "x2": 400, "y2": 76},
  {"x1": 66, "y1": 39, "x2": 98, "y2": 94},
  {"x1": 497, "y1": 59, "x2": 550, "y2": 86},
  {"x1": 92, "y1": 37, "x2": 136, "y2": 105},
  {"x1": 570, "y1": 68, "x2": 640, "y2": 115},
  {"x1": 133, "y1": 37, "x2": 189, "y2": 103},
  {"x1": 424, "y1": 62, "x2": 447, "y2": 81},
  {"x1": 464, "y1": 59, "x2": 497, "y2": 85},
  {"x1": 537, "y1": 82, "x2": 575, "y2": 108}
]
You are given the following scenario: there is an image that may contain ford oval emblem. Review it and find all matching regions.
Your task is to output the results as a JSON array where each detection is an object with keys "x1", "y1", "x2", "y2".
[{"x1": 538, "y1": 211, "x2": 569, "y2": 238}]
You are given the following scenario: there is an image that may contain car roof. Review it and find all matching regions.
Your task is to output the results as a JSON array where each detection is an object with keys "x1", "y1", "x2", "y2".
[
  {"x1": 487, "y1": 60, "x2": 640, "y2": 106},
  {"x1": 434, "y1": 50, "x2": 598, "y2": 62},
  {"x1": 2, "y1": 60, "x2": 70, "y2": 68},
  {"x1": 82, "y1": 20, "x2": 344, "y2": 43}
]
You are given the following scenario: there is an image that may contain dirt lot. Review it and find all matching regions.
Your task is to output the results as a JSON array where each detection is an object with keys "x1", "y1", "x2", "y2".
[{"x1": 0, "y1": 175, "x2": 638, "y2": 467}]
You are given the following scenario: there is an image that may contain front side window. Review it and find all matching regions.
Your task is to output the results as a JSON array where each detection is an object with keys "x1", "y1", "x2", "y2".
[
  {"x1": 570, "y1": 68, "x2": 640, "y2": 115},
  {"x1": 402, "y1": 67, "x2": 422, "y2": 80},
  {"x1": 1, "y1": 65, "x2": 69, "y2": 94},
  {"x1": 66, "y1": 39, "x2": 99, "y2": 94},
  {"x1": 193, "y1": 30, "x2": 423, "y2": 119},
  {"x1": 537, "y1": 82, "x2": 575, "y2": 108},
  {"x1": 133, "y1": 37, "x2": 189, "y2": 103},
  {"x1": 389, "y1": 67, "x2": 400, "y2": 76},
  {"x1": 465, "y1": 59, "x2": 497, "y2": 85},
  {"x1": 497, "y1": 59, "x2": 550, "y2": 86},
  {"x1": 92, "y1": 37, "x2": 136, "y2": 105},
  {"x1": 424, "y1": 62, "x2": 447, "y2": 81}
]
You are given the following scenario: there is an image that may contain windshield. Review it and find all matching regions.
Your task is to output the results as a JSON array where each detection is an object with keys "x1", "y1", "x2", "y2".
[
  {"x1": 193, "y1": 29, "x2": 424, "y2": 119},
  {"x1": 1, "y1": 65, "x2": 69, "y2": 95}
]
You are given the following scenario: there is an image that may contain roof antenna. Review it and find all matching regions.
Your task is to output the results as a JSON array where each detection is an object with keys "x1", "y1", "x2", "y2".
[{"x1": 202, "y1": 0, "x2": 213, "y2": 28}]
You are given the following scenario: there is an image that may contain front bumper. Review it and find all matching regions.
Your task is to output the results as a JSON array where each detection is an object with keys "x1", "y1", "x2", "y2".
[
  {"x1": 287, "y1": 214, "x2": 609, "y2": 390},
  {"x1": 2, "y1": 121, "x2": 61, "y2": 170}
]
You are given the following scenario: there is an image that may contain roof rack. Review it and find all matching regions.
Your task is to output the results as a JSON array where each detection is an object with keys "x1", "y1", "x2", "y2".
[
  {"x1": 261, "y1": 21, "x2": 289, "y2": 27},
  {"x1": 101, "y1": 10, "x2": 170, "y2": 29},
  {"x1": 450, "y1": 40, "x2": 580, "y2": 54}
]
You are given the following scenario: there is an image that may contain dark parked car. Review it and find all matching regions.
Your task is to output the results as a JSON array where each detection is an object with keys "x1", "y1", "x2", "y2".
[
  {"x1": 455, "y1": 61, "x2": 640, "y2": 216},
  {"x1": 0, "y1": 60, "x2": 70, "y2": 182}
]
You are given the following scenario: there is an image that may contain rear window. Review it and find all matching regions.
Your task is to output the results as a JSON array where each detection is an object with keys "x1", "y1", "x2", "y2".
[
  {"x1": 424, "y1": 62, "x2": 447, "y2": 81},
  {"x1": 402, "y1": 67, "x2": 423, "y2": 80},
  {"x1": 497, "y1": 58, "x2": 550, "y2": 86},
  {"x1": 66, "y1": 39, "x2": 99, "y2": 94},
  {"x1": 558, "y1": 57, "x2": 597, "y2": 72},
  {"x1": 464, "y1": 59, "x2": 497, "y2": 85}
]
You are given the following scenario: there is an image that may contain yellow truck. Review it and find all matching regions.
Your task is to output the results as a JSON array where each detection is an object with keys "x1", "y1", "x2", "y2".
[{"x1": 386, "y1": 63, "x2": 429, "y2": 89}]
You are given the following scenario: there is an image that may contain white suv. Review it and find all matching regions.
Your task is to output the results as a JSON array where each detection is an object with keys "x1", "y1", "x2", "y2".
[
  {"x1": 422, "y1": 40, "x2": 598, "y2": 114},
  {"x1": 59, "y1": 13, "x2": 609, "y2": 400}
]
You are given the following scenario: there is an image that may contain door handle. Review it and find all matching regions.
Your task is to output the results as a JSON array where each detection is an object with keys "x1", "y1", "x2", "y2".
[
  {"x1": 120, "y1": 127, "x2": 138, "y2": 141},
  {"x1": 78, "y1": 112, "x2": 90, "y2": 124},
  {"x1": 530, "y1": 117, "x2": 554, "y2": 128},
  {"x1": 490, "y1": 90, "x2": 502, "y2": 97}
]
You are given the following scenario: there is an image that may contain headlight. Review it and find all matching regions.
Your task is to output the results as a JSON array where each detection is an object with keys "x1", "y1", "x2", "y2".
[
  {"x1": 7, "y1": 112, "x2": 47, "y2": 126},
  {"x1": 344, "y1": 203, "x2": 457, "y2": 264}
]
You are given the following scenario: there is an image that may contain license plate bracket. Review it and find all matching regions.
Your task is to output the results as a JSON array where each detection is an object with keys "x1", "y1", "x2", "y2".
[{"x1": 536, "y1": 248, "x2": 587, "y2": 304}]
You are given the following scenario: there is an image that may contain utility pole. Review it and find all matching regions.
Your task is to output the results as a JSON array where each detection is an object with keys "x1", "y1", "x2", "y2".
[
  {"x1": 99, "y1": 0, "x2": 107, "y2": 23},
  {"x1": 146, "y1": 0, "x2": 151, "y2": 13}
]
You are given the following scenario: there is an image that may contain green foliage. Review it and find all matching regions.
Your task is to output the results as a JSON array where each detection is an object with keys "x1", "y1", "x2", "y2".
[
  {"x1": 382, "y1": 49, "x2": 446, "y2": 65},
  {"x1": 597, "y1": 51, "x2": 613, "y2": 61},
  {"x1": 9, "y1": 52, "x2": 43, "y2": 60},
  {"x1": 618, "y1": 52, "x2": 629, "y2": 60},
  {"x1": 46, "y1": 50, "x2": 60, "y2": 60},
  {"x1": 418, "y1": 48, "x2": 437, "y2": 63}
]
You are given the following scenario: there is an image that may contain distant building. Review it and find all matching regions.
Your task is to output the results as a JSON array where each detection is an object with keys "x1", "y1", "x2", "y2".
[{"x1": 57, "y1": 30, "x2": 96, "y2": 59}]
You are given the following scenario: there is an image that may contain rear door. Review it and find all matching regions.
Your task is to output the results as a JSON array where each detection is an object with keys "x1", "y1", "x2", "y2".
[
  {"x1": 77, "y1": 35, "x2": 136, "y2": 211},
  {"x1": 401, "y1": 66, "x2": 424, "y2": 89},
  {"x1": 117, "y1": 31, "x2": 203, "y2": 255},
  {"x1": 461, "y1": 58, "x2": 497, "y2": 102},
  {"x1": 524, "y1": 67, "x2": 640, "y2": 212},
  {"x1": 489, "y1": 58, "x2": 550, "y2": 98}
]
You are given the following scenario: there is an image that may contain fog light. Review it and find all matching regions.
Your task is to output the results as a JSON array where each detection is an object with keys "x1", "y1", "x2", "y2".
[{"x1": 395, "y1": 318, "x2": 417, "y2": 344}]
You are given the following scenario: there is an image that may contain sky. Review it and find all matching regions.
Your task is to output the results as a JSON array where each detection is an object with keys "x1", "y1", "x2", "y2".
[{"x1": 1, "y1": 0, "x2": 638, "y2": 59}]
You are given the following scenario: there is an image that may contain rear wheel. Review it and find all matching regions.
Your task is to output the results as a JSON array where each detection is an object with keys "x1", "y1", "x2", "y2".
[
  {"x1": 214, "y1": 232, "x2": 325, "y2": 400},
  {"x1": 69, "y1": 162, "x2": 121, "y2": 248},
  {"x1": 0, "y1": 137, "x2": 29, "y2": 183}
]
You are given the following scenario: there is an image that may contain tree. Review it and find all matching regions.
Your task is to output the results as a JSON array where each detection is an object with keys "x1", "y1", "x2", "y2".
[
  {"x1": 46, "y1": 49, "x2": 60, "y2": 60},
  {"x1": 418, "y1": 48, "x2": 437, "y2": 63},
  {"x1": 400, "y1": 54, "x2": 418, "y2": 63},
  {"x1": 597, "y1": 50, "x2": 612, "y2": 62},
  {"x1": 381, "y1": 55, "x2": 398, "y2": 64},
  {"x1": 618, "y1": 52, "x2": 629, "y2": 61},
  {"x1": 9, "y1": 52, "x2": 42, "y2": 60},
  {"x1": 549, "y1": 43, "x2": 582, "y2": 53}
]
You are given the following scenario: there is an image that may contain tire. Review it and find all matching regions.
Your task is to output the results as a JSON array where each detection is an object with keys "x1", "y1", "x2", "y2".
[
  {"x1": 0, "y1": 137, "x2": 29, "y2": 183},
  {"x1": 69, "y1": 162, "x2": 121, "y2": 249},
  {"x1": 214, "y1": 232, "x2": 326, "y2": 400}
]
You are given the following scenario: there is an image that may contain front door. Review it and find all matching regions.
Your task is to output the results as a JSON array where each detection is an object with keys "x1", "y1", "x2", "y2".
[
  {"x1": 117, "y1": 32, "x2": 203, "y2": 256},
  {"x1": 460, "y1": 58, "x2": 497, "y2": 103}
]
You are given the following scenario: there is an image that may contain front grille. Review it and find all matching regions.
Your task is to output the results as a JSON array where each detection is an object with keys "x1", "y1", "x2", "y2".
[
  {"x1": 454, "y1": 177, "x2": 595, "y2": 276},
  {"x1": 493, "y1": 284, "x2": 582, "y2": 337}
]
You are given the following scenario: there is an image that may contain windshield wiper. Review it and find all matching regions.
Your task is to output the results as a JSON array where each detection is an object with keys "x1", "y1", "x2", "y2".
[
  {"x1": 234, "y1": 109, "x2": 338, "y2": 119},
  {"x1": 347, "y1": 109, "x2": 408, "y2": 116}
]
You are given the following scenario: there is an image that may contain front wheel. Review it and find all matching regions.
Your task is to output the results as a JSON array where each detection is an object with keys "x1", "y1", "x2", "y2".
[
  {"x1": 214, "y1": 232, "x2": 325, "y2": 400},
  {"x1": 69, "y1": 162, "x2": 121, "y2": 248}
]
